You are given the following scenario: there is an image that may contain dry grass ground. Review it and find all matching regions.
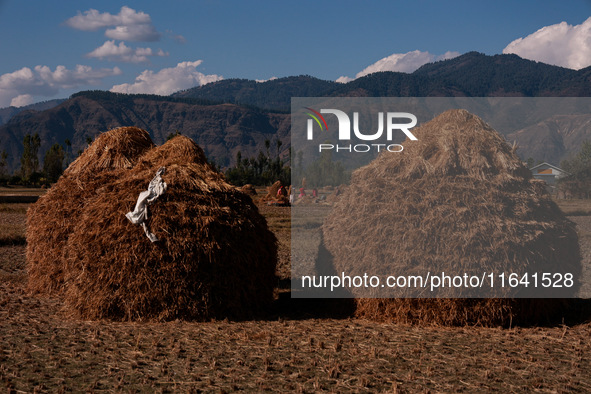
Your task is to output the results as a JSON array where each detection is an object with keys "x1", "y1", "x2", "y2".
[
  {"x1": 553, "y1": 198, "x2": 591, "y2": 216},
  {"x1": 0, "y1": 187, "x2": 46, "y2": 196},
  {"x1": 2, "y1": 193, "x2": 591, "y2": 392}
]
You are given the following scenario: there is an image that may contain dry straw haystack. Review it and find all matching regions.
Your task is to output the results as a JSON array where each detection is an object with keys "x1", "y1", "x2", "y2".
[
  {"x1": 239, "y1": 184, "x2": 258, "y2": 196},
  {"x1": 322, "y1": 109, "x2": 581, "y2": 326},
  {"x1": 27, "y1": 128, "x2": 277, "y2": 321},
  {"x1": 260, "y1": 180, "x2": 290, "y2": 205},
  {"x1": 27, "y1": 127, "x2": 154, "y2": 294}
]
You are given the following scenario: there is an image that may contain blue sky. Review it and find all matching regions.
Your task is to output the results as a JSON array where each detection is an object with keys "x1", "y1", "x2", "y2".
[{"x1": 1, "y1": 0, "x2": 590, "y2": 107}]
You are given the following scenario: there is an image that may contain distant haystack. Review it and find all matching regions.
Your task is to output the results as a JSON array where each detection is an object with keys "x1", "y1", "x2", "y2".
[
  {"x1": 266, "y1": 181, "x2": 285, "y2": 198},
  {"x1": 260, "y1": 180, "x2": 289, "y2": 205},
  {"x1": 322, "y1": 109, "x2": 581, "y2": 326},
  {"x1": 27, "y1": 131, "x2": 277, "y2": 321},
  {"x1": 27, "y1": 127, "x2": 154, "y2": 294},
  {"x1": 239, "y1": 184, "x2": 258, "y2": 196}
]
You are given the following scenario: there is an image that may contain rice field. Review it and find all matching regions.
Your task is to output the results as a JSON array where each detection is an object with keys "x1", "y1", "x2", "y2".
[{"x1": 1, "y1": 193, "x2": 591, "y2": 391}]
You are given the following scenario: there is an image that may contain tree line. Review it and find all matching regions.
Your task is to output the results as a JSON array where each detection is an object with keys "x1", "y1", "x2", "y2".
[
  {"x1": 559, "y1": 141, "x2": 591, "y2": 198},
  {"x1": 224, "y1": 139, "x2": 349, "y2": 188},
  {"x1": 0, "y1": 133, "x2": 350, "y2": 189},
  {"x1": 224, "y1": 138, "x2": 291, "y2": 186},
  {"x1": 0, "y1": 133, "x2": 73, "y2": 186}
]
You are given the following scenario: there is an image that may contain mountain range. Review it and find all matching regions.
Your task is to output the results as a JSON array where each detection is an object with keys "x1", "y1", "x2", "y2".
[
  {"x1": 0, "y1": 99, "x2": 65, "y2": 127},
  {"x1": 2, "y1": 51, "x2": 591, "y2": 174}
]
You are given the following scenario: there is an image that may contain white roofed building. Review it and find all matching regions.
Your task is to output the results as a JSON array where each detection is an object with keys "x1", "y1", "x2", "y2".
[{"x1": 529, "y1": 162, "x2": 569, "y2": 186}]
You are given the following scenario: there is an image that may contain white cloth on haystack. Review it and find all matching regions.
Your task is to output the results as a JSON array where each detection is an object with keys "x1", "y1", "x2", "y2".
[{"x1": 126, "y1": 166, "x2": 167, "y2": 242}]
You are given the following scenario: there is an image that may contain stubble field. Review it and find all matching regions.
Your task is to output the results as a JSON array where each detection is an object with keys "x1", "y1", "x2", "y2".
[{"x1": 1, "y1": 193, "x2": 591, "y2": 392}]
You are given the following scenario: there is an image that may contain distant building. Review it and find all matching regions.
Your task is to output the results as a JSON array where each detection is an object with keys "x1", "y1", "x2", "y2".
[{"x1": 529, "y1": 162, "x2": 569, "y2": 185}]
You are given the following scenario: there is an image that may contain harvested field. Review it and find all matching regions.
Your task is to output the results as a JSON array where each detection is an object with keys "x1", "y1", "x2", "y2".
[{"x1": 1, "y1": 197, "x2": 591, "y2": 391}]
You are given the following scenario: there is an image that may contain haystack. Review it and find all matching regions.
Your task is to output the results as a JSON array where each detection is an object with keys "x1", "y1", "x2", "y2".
[
  {"x1": 239, "y1": 184, "x2": 258, "y2": 196},
  {"x1": 27, "y1": 129, "x2": 277, "y2": 321},
  {"x1": 60, "y1": 136, "x2": 277, "y2": 321},
  {"x1": 27, "y1": 127, "x2": 154, "y2": 294},
  {"x1": 260, "y1": 180, "x2": 289, "y2": 205},
  {"x1": 322, "y1": 109, "x2": 581, "y2": 326},
  {"x1": 64, "y1": 127, "x2": 155, "y2": 177},
  {"x1": 268, "y1": 180, "x2": 283, "y2": 197}
]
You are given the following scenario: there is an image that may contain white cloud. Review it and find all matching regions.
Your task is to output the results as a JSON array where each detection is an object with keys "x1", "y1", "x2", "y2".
[
  {"x1": 503, "y1": 17, "x2": 591, "y2": 70},
  {"x1": 359, "y1": 50, "x2": 460, "y2": 77},
  {"x1": 110, "y1": 60, "x2": 223, "y2": 95},
  {"x1": 0, "y1": 65, "x2": 122, "y2": 107},
  {"x1": 34, "y1": 65, "x2": 122, "y2": 88},
  {"x1": 337, "y1": 50, "x2": 460, "y2": 82},
  {"x1": 65, "y1": 6, "x2": 151, "y2": 30},
  {"x1": 10, "y1": 94, "x2": 34, "y2": 107},
  {"x1": 87, "y1": 40, "x2": 168, "y2": 63},
  {"x1": 255, "y1": 77, "x2": 278, "y2": 83},
  {"x1": 65, "y1": 6, "x2": 160, "y2": 42},
  {"x1": 336, "y1": 76, "x2": 353, "y2": 84},
  {"x1": 105, "y1": 24, "x2": 160, "y2": 42}
]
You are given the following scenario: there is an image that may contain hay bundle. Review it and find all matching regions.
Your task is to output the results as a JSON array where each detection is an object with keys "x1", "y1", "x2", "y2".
[
  {"x1": 27, "y1": 127, "x2": 154, "y2": 294},
  {"x1": 322, "y1": 109, "x2": 581, "y2": 326},
  {"x1": 62, "y1": 136, "x2": 277, "y2": 320},
  {"x1": 64, "y1": 127, "x2": 154, "y2": 177},
  {"x1": 268, "y1": 180, "x2": 282, "y2": 197},
  {"x1": 239, "y1": 184, "x2": 258, "y2": 196},
  {"x1": 260, "y1": 180, "x2": 289, "y2": 204},
  {"x1": 28, "y1": 132, "x2": 277, "y2": 321}
]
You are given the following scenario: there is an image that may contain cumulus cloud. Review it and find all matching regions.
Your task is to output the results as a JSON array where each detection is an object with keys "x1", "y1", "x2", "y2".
[
  {"x1": 336, "y1": 50, "x2": 460, "y2": 82},
  {"x1": 255, "y1": 77, "x2": 278, "y2": 83},
  {"x1": 87, "y1": 40, "x2": 168, "y2": 63},
  {"x1": 503, "y1": 17, "x2": 591, "y2": 70},
  {"x1": 110, "y1": 60, "x2": 223, "y2": 95},
  {"x1": 335, "y1": 76, "x2": 353, "y2": 84},
  {"x1": 10, "y1": 94, "x2": 35, "y2": 107},
  {"x1": 0, "y1": 65, "x2": 122, "y2": 107},
  {"x1": 358, "y1": 50, "x2": 460, "y2": 77},
  {"x1": 65, "y1": 6, "x2": 160, "y2": 42},
  {"x1": 105, "y1": 24, "x2": 160, "y2": 42}
]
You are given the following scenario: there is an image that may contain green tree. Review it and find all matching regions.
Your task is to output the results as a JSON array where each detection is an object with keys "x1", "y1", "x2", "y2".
[
  {"x1": 264, "y1": 139, "x2": 271, "y2": 158},
  {"x1": 225, "y1": 139, "x2": 290, "y2": 186},
  {"x1": 0, "y1": 150, "x2": 8, "y2": 177},
  {"x1": 43, "y1": 143, "x2": 65, "y2": 183},
  {"x1": 167, "y1": 130, "x2": 182, "y2": 140},
  {"x1": 560, "y1": 140, "x2": 591, "y2": 198},
  {"x1": 21, "y1": 133, "x2": 41, "y2": 180},
  {"x1": 64, "y1": 138, "x2": 72, "y2": 165},
  {"x1": 236, "y1": 151, "x2": 242, "y2": 168},
  {"x1": 275, "y1": 138, "x2": 282, "y2": 157},
  {"x1": 303, "y1": 147, "x2": 349, "y2": 187}
]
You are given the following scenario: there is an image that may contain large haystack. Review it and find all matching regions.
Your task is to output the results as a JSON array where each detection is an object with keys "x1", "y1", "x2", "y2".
[
  {"x1": 28, "y1": 131, "x2": 277, "y2": 321},
  {"x1": 322, "y1": 109, "x2": 581, "y2": 326},
  {"x1": 27, "y1": 127, "x2": 154, "y2": 294}
]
